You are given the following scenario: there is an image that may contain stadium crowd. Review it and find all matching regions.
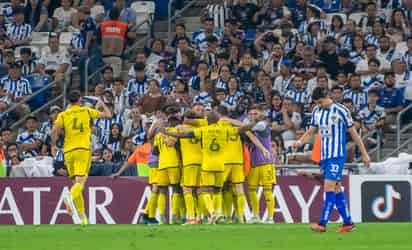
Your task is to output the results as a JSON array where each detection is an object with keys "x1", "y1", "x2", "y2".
[{"x1": 0, "y1": 0, "x2": 412, "y2": 177}]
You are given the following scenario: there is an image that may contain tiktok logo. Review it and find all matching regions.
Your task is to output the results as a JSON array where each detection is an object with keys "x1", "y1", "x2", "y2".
[
  {"x1": 371, "y1": 185, "x2": 401, "y2": 220},
  {"x1": 361, "y1": 181, "x2": 411, "y2": 222}
]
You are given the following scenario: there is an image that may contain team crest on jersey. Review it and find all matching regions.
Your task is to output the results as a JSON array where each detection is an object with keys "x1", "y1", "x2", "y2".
[{"x1": 331, "y1": 114, "x2": 338, "y2": 122}]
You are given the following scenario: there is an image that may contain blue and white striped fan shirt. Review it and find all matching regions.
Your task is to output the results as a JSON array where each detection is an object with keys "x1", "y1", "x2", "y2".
[{"x1": 6, "y1": 22, "x2": 32, "y2": 42}]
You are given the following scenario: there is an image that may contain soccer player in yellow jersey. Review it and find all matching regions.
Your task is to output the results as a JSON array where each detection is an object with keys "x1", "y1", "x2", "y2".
[
  {"x1": 215, "y1": 106, "x2": 270, "y2": 224},
  {"x1": 152, "y1": 116, "x2": 183, "y2": 224},
  {"x1": 178, "y1": 110, "x2": 208, "y2": 225},
  {"x1": 162, "y1": 112, "x2": 256, "y2": 224},
  {"x1": 51, "y1": 90, "x2": 111, "y2": 225}
]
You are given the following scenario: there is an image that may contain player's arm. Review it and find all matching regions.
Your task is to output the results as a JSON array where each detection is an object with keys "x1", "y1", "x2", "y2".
[
  {"x1": 245, "y1": 131, "x2": 271, "y2": 159},
  {"x1": 237, "y1": 121, "x2": 257, "y2": 134},
  {"x1": 293, "y1": 126, "x2": 317, "y2": 149},
  {"x1": 147, "y1": 121, "x2": 162, "y2": 140},
  {"x1": 348, "y1": 126, "x2": 371, "y2": 167},
  {"x1": 220, "y1": 117, "x2": 244, "y2": 127},
  {"x1": 160, "y1": 126, "x2": 195, "y2": 138}
]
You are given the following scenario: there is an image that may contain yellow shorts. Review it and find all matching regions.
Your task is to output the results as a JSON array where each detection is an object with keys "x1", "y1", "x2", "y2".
[
  {"x1": 182, "y1": 164, "x2": 201, "y2": 187},
  {"x1": 148, "y1": 168, "x2": 158, "y2": 185},
  {"x1": 200, "y1": 171, "x2": 224, "y2": 188},
  {"x1": 157, "y1": 167, "x2": 181, "y2": 186},
  {"x1": 248, "y1": 164, "x2": 277, "y2": 187},
  {"x1": 64, "y1": 149, "x2": 91, "y2": 177},
  {"x1": 224, "y1": 164, "x2": 245, "y2": 183}
]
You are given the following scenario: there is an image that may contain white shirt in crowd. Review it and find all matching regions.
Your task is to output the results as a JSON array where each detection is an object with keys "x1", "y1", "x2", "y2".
[
  {"x1": 53, "y1": 7, "x2": 77, "y2": 31},
  {"x1": 39, "y1": 47, "x2": 71, "y2": 72}
]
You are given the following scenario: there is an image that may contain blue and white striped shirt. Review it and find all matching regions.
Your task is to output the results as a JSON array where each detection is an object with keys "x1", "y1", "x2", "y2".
[
  {"x1": 127, "y1": 77, "x2": 148, "y2": 99},
  {"x1": 364, "y1": 34, "x2": 379, "y2": 47},
  {"x1": 1, "y1": 3, "x2": 16, "y2": 24},
  {"x1": 0, "y1": 75, "x2": 32, "y2": 98},
  {"x1": 16, "y1": 130, "x2": 43, "y2": 158},
  {"x1": 191, "y1": 30, "x2": 220, "y2": 54},
  {"x1": 311, "y1": 102, "x2": 354, "y2": 160},
  {"x1": 286, "y1": 88, "x2": 311, "y2": 105},
  {"x1": 95, "y1": 115, "x2": 124, "y2": 146},
  {"x1": 358, "y1": 105, "x2": 386, "y2": 127},
  {"x1": 193, "y1": 91, "x2": 213, "y2": 105},
  {"x1": 223, "y1": 91, "x2": 243, "y2": 110},
  {"x1": 6, "y1": 22, "x2": 32, "y2": 42},
  {"x1": 343, "y1": 89, "x2": 368, "y2": 112},
  {"x1": 16, "y1": 59, "x2": 37, "y2": 76},
  {"x1": 70, "y1": 32, "x2": 85, "y2": 50}
]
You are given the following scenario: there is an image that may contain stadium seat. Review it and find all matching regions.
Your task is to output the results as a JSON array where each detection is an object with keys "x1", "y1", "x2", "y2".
[
  {"x1": 131, "y1": 1, "x2": 155, "y2": 34},
  {"x1": 30, "y1": 32, "x2": 50, "y2": 49},
  {"x1": 326, "y1": 13, "x2": 347, "y2": 25},
  {"x1": 26, "y1": 74, "x2": 51, "y2": 110},
  {"x1": 348, "y1": 12, "x2": 366, "y2": 25},
  {"x1": 59, "y1": 32, "x2": 72, "y2": 46},
  {"x1": 14, "y1": 46, "x2": 40, "y2": 60}
]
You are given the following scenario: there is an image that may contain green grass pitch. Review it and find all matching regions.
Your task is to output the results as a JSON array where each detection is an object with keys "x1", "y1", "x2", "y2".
[{"x1": 0, "y1": 223, "x2": 411, "y2": 250}]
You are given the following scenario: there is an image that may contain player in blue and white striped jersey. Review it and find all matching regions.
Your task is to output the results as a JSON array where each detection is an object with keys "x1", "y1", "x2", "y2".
[
  {"x1": 5, "y1": 7, "x2": 31, "y2": 47},
  {"x1": 294, "y1": 87, "x2": 370, "y2": 233}
]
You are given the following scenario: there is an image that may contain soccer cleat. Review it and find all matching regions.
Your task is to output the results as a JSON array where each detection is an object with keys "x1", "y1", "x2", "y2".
[
  {"x1": 80, "y1": 217, "x2": 88, "y2": 226},
  {"x1": 182, "y1": 219, "x2": 197, "y2": 225},
  {"x1": 262, "y1": 217, "x2": 274, "y2": 224},
  {"x1": 63, "y1": 194, "x2": 75, "y2": 216},
  {"x1": 336, "y1": 224, "x2": 356, "y2": 233},
  {"x1": 158, "y1": 215, "x2": 167, "y2": 225},
  {"x1": 141, "y1": 213, "x2": 149, "y2": 224},
  {"x1": 235, "y1": 216, "x2": 245, "y2": 224},
  {"x1": 310, "y1": 223, "x2": 327, "y2": 232},
  {"x1": 147, "y1": 218, "x2": 159, "y2": 226},
  {"x1": 248, "y1": 216, "x2": 261, "y2": 224}
]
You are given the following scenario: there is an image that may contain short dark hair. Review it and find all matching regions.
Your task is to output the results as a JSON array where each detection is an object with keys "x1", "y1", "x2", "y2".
[
  {"x1": 384, "y1": 71, "x2": 395, "y2": 78},
  {"x1": 368, "y1": 88, "x2": 380, "y2": 96},
  {"x1": 216, "y1": 105, "x2": 229, "y2": 116},
  {"x1": 109, "y1": 7, "x2": 120, "y2": 20},
  {"x1": 368, "y1": 58, "x2": 381, "y2": 66},
  {"x1": 332, "y1": 85, "x2": 343, "y2": 92},
  {"x1": 68, "y1": 90, "x2": 81, "y2": 103},
  {"x1": 134, "y1": 62, "x2": 146, "y2": 72},
  {"x1": 113, "y1": 77, "x2": 123, "y2": 84},
  {"x1": 102, "y1": 65, "x2": 113, "y2": 74},
  {"x1": 26, "y1": 115, "x2": 38, "y2": 122},
  {"x1": 312, "y1": 87, "x2": 328, "y2": 101}
]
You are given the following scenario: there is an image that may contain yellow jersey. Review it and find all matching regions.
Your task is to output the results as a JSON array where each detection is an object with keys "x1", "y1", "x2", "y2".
[
  {"x1": 153, "y1": 128, "x2": 180, "y2": 169},
  {"x1": 55, "y1": 105, "x2": 100, "y2": 153},
  {"x1": 193, "y1": 123, "x2": 237, "y2": 172},
  {"x1": 179, "y1": 118, "x2": 208, "y2": 166},
  {"x1": 218, "y1": 120, "x2": 244, "y2": 165}
]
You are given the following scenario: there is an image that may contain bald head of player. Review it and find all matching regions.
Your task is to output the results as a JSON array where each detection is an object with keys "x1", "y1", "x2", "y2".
[
  {"x1": 207, "y1": 111, "x2": 220, "y2": 124},
  {"x1": 312, "y1": 87, "x2": 333, "y2": 108},
  {"x1": 68, "y1": 90, "x2": 81, "y2": 105}
]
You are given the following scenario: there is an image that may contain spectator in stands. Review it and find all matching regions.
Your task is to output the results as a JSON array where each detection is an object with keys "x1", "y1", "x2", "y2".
[
  {"x1": 112, "y1": 77, "x2": 129, "y2": 115},
  {"x1": 16, "y1": 115, "x2": 42, "y2": 158},
  {"x1": 356, "y1": 44, "x2": 385, "y2": 75},
  {"x1": 107, "y1": 122, "x2": 122, "y2": 155},
  {"x1": 85, "y1": 0, "x2": 105, "y2": 25},
  {"x1": 255, "y1": 0, "x2": 291, "y2": 30},
  {"x1": 200, "y1": 36, "x2": 218, "y2": 68},
  {"x1": 89, "y1": 147, "x2": 117, "y2": 176},
  {"x1": 237, "y1": 52, "x2": 260, "y2": 91},
  {"x1": 387, "y1": 8, "x2": 410, "y2": 42},
  {"x1": 392, "y1": 58, "x2": 412, "y2": 88},
  {"x1": 25, "y1": 0, "x2": 49, "y2": 32},
  {"x1": 223, "y1": 76, "x2": 243, "y2": 111},
  {"x1": 192, "y1": 17, "x2": 220, "y2": 55},
  {"x1": 294, "y1": 46, "x2": 321, "y2": 80},
  {"x1": 40, "y1": 105, "x2": 61, "y2": 143},
  {"x1": 220, "y1": 19, "x2": 245, "y2": 52},
  {"x1": 379, "y1": 71, "x2": 405, "y2": 131},
  {"x1": 101, "y1": 65, "x2": 114, "y2": 88},
  {"x1": 377, "y1": 36, "x2": 396, "y2": 68},
  {"x1": 319, "y1": 37, "x2": 339, "y2": 77},
  {"x1": 6, "y1": 142, "x2": 23, "y2": 176},
  {"x1": 1, "y1": 0, "x2": 23, "y2": 24},
  {"x1": 17, "y1": 47, "x2": 37, "y2": 77},
  {"x1": 100, "y1": 7, "x2": 135, "y2": 78},
  {"x1": 271, "y1": 96, "x2": 301, "y2": 143},
  {"x1": 170, "y1": 22, "x2": 191, "y2": 49},
  {"x1": 335, "y1": 50, "x2": 355, "y2": 79},
  {"x1": 331, "y1": 85, "x2": 344, "y2": 103},
  {"x1": 38, "y1": 33, "x2": 70, "y2": 95},
  {"x1": 114, "y1": 136, "x2": 134, "y2": 163},
  {"x1": 361, "y1": 58, "x2": 384, "y2": 91},
  {"x1": 138, "y1": 79, "x2": 167, "y2": 114},
  {"x1": 127, "y1": 62, "x2": 149, "y2": 104},
  {"x1": 52, "y1": 0, "x2": 77, "y2": 32},
  {"x1": 5, "y1": 6, "x2": 32, "y2": 48},
  {"x1": 176, "y1": 50, "x2": 195, "y2": 83},
  {"x1": 359, "y1": 88, "x2": 386, "y2": 135},
  {"x1": 1, "y1": 128, "x2": 14, "y2": 148},
  {"x1": 343, "y1": 74, "x2": 368, "y2": 112},
  {"x1": 189, "y1": 60, "x2": 209, "y2": 96},
  {"x1": 285, "y1": 74, "x2": 311, "y2": 106},
  {"x1": 0, "y1": 63, "x2": 32, "y2": 119},
  {"x1": 358, "y1": 1, "x2": 386, "y2": 33},
  {"x1": 114, "y1": 0, "x2": 137, "y2": 30},
  {"x1": 122, "y1": 107, "x2": 144, "y2": 138},
  {"x1": 273, "y1": 60, "x2": 294, "y2": 95},
  {"x1": 231, "y1": 0, "x2": 258, "y2": 30},
  {"x1": 267, "y1": 91, "x2": 282, "y2": 123},
  {"x1": 146, "y1": 38, "x2": 166, "y2": 70}
]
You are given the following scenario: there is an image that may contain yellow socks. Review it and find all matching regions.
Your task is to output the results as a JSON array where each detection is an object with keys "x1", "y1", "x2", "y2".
[
  {"x1": 223, "y1": 189, "x2": 233, "y2": 218},
  {"x1": 248, "y1": 187, "x2": 259, "y2": 217},
  {"x1": 213, "y1": 192, "x2": 223, "y2": 215},
  {"x1": 184, "y1": 192, "x2": 195, "y2": 219},
  {"x1": 70, "y1": 183, "x2": 85, "y2": 217},
  {"x1": 158, "y1": 192, "x2": 166, "y2": 217},
  {"x1": 235, "y1": 193, "x2": 246, "y2": 218},
  {"x1": 263, "y1": 187, "x2": 274, "y2": 220},
  {"x1": 200, "y1": 192, "x2": 214, "y2": 216},
  {"x1": 148, "y1": 192, "x2": 158, "y2": 218},
  {"x1": 178, "y1": 194, "x2": 186, "y2": 219},
  {"x1": 172, "y1": 193, "x2": 182, "y2": 218}
]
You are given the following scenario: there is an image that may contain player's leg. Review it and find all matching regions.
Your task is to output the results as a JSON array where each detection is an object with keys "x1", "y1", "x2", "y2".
[
  {"x1": 170, "y1": 167, "x2": 184, "y2": 224},
  {"x1": 261, "y1": 164, "x2": 276, "y2": 224},
  {"x1": 157, "y1": 169, "x2": 169, "y2": 224},
  {"x1": 222, "y1": 182, "x2": 233, "y2": 222},
  {"x1": 199, "y1": 171, "x2": 216, "y2": 222},
  {"x1": 211, "y1": 172, "x2": 224, "y2": 224},
  {"x1": 247, "y1": 167, "x2": 260, "y2": 222},
  {"x1": 143, "y1": 168, "x2": 159, "y2": 224},
  {"x1": 183, "y1": 165, "x2": 197, "y2": 224},
  {"x1": 232, "y1": 164, "x2": 246, "y2": 224},
  {"x1": 335, "y1": 182, "x2": 355, "y2": 232}
]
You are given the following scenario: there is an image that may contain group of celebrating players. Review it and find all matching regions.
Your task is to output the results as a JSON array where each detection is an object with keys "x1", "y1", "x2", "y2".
[{"x1": 52, "y1": 87, "x2": 370, "y2": 233}]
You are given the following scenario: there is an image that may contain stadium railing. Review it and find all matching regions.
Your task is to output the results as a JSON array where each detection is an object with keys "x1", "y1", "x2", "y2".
[
  {"x1": 83, "y1": 17, "x2": 154, "y2": 94},
  {"x1": 167, "y1": 0, "x2": 200, "y2": 42},
  {"x1": 396, "y1": 103, "x2": 412, "y2": 150}
]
